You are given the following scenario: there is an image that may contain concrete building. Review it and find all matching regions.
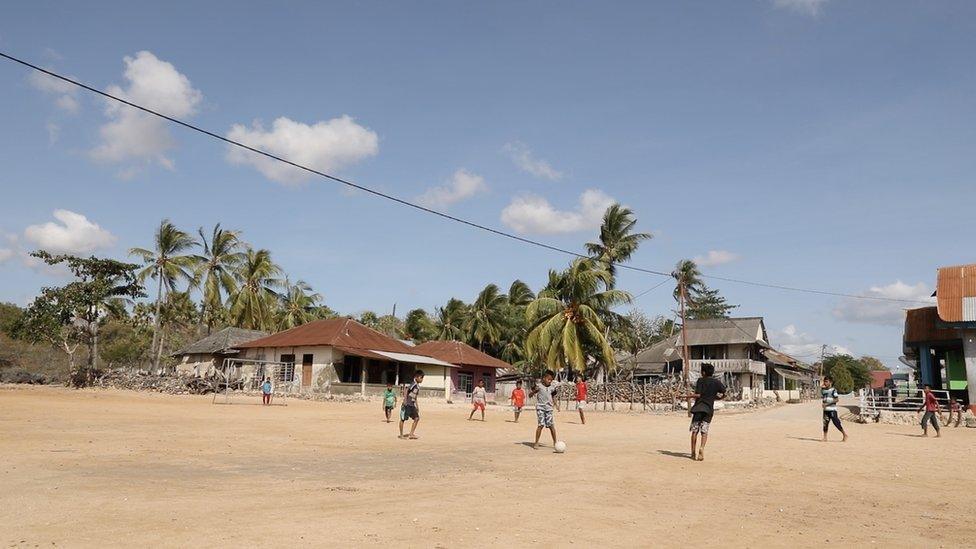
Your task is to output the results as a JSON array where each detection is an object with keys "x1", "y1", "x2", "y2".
[
  {"x1": 172, "y1": 327, "x2": 268, "y2": 377},
  {"x1": 234, "y1": 318, "x2": 456, "y2": 399},
  {"x1": 903, "y1": 263, "x2": 976, "y2": 411},
  {"x1": 411, "y1": 340, "x2": 511, "y2": 403}
]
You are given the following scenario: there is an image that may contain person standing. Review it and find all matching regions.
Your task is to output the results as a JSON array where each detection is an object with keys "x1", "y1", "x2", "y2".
[
  {"x1": 821, "y1": 376, "x2": 848, "y2": 442},
  {"x1": 917, "y1": 384, "x2": 942, "y2": 437},
  {"x1": 468, "y1": 379, "x2": 487, "y2": 421},
  {"x1": 261, "y1": 377, "x2": 273, "y2": 406},
  {"x1": 575, "y1": 375, "x2": 588, "y2": 425},
  {"x1": 398, "y1": 371, "x2": 424, "y2": 440},
  {"x1": 510, "y1": 380, "x2": 526, "y2": 423},
  {"x1": 685, "y1": 363, "x2": 726, "y2": 461},
  {"x1": 382, "y1": 382, "x2": 397, "y2": 423},
  {"x1": 530, "y1": 370, "x2": 560, "y2": 450}
]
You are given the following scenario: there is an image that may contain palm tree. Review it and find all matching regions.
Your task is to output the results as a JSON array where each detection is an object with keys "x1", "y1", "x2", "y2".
[
  {"x1": 229, "y1": 248, "x2": 283, "y2": 330},
  {"x1": 585, "y1": 204, "x2": 652, "y2": 285},
  {"x1": 525, "y1": 258, "x2": 631, "y2": 375},
  {"x1": 672, "y1": 259, "x2": 703, "y2": 385},
  {"x1": 404, "y1": 308, "x2": 437, "y2": 342},
  {"x1": 466, "y1": 284, "x2": 508, "y2": 351},
  {"x1": 508, "y1": 279, "x2": 535, "y2": 307},
  {"x1": 195, "y1": 224, "x2": 244, "y2": 333},
  {"x1": 277, "y1": 279, "x2": 321, "y2": 330},
  {"x1": 435, "y1": 298, "x2": 468, "y2": 340},
  {"x1": 129, "y1": 220, "x2": 199, "y2": 372}
]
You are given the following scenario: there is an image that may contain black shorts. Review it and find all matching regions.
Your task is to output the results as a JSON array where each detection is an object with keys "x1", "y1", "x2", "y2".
[
  {"x1": 400, "y1": 405, "x2": 419, "y2": 421},
  {"x1": 691, "y1": 411, "x2": 713, "y2": 424}
]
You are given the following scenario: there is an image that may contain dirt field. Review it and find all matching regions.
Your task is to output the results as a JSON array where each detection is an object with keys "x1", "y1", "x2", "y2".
[{"x1": 1, "y1": 385, "x2": 973, "y2": 548}]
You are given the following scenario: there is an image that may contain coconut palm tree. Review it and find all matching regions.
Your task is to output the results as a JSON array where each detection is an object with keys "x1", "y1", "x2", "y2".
[
  {"x1": 525, "y1": 258, "x2": 631, "y2": 374},
  {"x1": 508, "y1": 279, "x2": 535, "y2": 307},
  {"x1": 277, "y1": 279, "x2": 321, "y2": 330},
  {"x1": 585, "y1": 204, "x2": 652, "y2": 285},
  {"x1": 229, "y1": 248, "x2": 283, "y2": 331},
  {"x1": 129, "y1": 220, "x2": 199, "y2": 372},
  {"x1": 404, "y1": 308, "x2": 437, "y2": 342},
  {"x1": 195, "y1": 224, "x2": 245, "y2": 333},
  {"x1": 466, "y1": 284, "x2": 508, "y2": 351},
  {"x1": 672, "y1": 259, "x2": 704, "y2": 385},
  {"x1": 435, "y1": 298, "x2": 468, "y2": 340}
]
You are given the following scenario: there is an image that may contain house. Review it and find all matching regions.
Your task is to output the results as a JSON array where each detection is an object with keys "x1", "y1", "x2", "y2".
[
  {"x1": 411, "y1": 340, "x2": 511, "y2": 402},
  {"x1": 621, "y1": 317, "x2": 813, "y2": 401},
  {"x1": 234, "y1": 318, "x2": 457, "y2": 399},
  {"x1": 172, "y1": 327, "x2": 268, "y2": 377},
  {"x1": 869, "y1": 370, "x2": 893, "y2": 390},
  {"x1": 903, "y1": 263, "x2": 976, "y2": 412}
]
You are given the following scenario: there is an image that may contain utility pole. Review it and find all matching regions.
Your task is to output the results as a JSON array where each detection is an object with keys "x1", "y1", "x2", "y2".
[
  {"x1": 819, "y1": 344, "x2": 828, "y2": 381},
  {"x1": 680, "y1": 281, "x2": 691, "y2": 388}
]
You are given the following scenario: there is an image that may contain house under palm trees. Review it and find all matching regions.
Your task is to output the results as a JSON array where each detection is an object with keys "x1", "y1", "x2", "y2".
[
  {"x1": 234, "y1": 318, "x2": 457, "y2": 398},
  {"x1": 620, "y1": 317, "x2": 814, "y2": 401},
  {"x1": 173, "y1": 327, "x2": 268, "y2": 377},
  {"x1": 411, "y1": 340, "x2": 511, "y2": 401}
]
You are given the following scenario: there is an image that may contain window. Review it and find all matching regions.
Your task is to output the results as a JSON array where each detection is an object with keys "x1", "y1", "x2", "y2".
[
  {"x1": 278, "y1": 354, "x2": 296, "y2": 382},
  {"x1": 691, "y1": 345, "x2": 727, "y2": 360},
  {"x1": 482, "y1": 373, "x2": 492, "y2": 392},
  {"x1": 340, "y1": 356, "x2": 363, "y2": 383},
  {"x1": 458, "y1": 371, "x2": 474, "y2": 395}
]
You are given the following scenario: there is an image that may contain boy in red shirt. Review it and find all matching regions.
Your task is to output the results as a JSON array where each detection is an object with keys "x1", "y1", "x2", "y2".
[
  {"x1": 575, "y1": 375, "x2": 588, "y2": 425},
  {"x1": 510, "y1": 380, "x2": 526, "y2": 423},
  {"x1": 917, "y1": 385, "x2": 942, "y2": 437}
]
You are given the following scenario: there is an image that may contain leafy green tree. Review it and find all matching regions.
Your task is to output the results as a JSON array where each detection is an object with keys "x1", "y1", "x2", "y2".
[
  {"x1": 404, "y1": 308, "x2": 437, "y2": 342},
  {"x1": 130, "y1": 220, "x2": 199, "y2": 371},
  {"x1": 828, "y1": 362, "x2": 855, "y2": 393},
  {"x1": 375, "y1": 315, "x2": 405, "y2": 338},
  {"x1": 17, "y1": 252, "x2": 144, "y2": 385},
  {"x1": 686, "y1": 284, "x2": 738, "y2": 320},
  {"x1": 823, "y1": 354, "x2": 871, "y2": 391},
  {"x1": 466, "y1": 284, "x2": 508, "y2": 350},
  {"x1": 359, "y1": 311, "x2": 380, "y2": 329},
  {"x1": 0, "y1": 302, "x2": 23, "y2": 337},
  {"x1": 526, "y1": 258, "x2": 631, "y2": 374},
  {"x1": 860, "y1": 356, "x2": 888, "y2": 371},
  {"x1": 277, "y1": 280, "x2": 321, "y2": 330},
  {"x1": 507, "y1": 280, "x2": 535, "y2": 307},
  {"x1": 195, "y1": 224, "x2": 244, "y2": 333},
  {"x1": 585, "y1": 204, "x2": 652, "y2": 285},
  {"x1": 229, "y1": 248, "x2": 283, "y2": 331},
  {"x1": 99, "y1": 319, "x2": 152, "y2": 368}
]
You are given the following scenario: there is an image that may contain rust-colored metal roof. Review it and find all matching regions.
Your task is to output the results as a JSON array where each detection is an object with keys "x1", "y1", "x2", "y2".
[
  {"x1": 937, "y1": 264, "x2": 976, "y2": 322},
  {"x1": 411, "y1": 340, "x2": 511, "y2": 369},
  {"x1": 904, "y1": 306, "x2": 962, "y2": 344},
  {"x1": 237, "y1": 318, "x2": 417, "y2": 354},
  {"x1": 870, "y1": 370, "x2": 892, "y2": 389}
]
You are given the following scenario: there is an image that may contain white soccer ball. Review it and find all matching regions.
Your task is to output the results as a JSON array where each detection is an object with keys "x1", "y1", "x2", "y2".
[{"x1": 554, "y1": 441, "x2": 567, "y2": 453}]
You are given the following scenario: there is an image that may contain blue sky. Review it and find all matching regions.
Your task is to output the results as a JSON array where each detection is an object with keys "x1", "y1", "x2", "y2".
[{"x1": 1, "y1": 1, "x2": 974, "y2": 366}]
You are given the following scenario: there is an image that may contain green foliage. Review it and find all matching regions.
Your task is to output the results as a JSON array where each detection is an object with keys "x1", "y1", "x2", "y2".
[
  {"x1": 828, "y1": 362, "x2": 855, "y2": 393},
  {"x1": 526, "y1": 258, "x2": 631, "y2": 373},
  {"x1": 277, "y1": 280, "x2": 321, "y2": 330},
  {"x1": 404, "y1": 308, "x2": 437, "y2": 342},
  {"x1": 466, "y1": 284, "x2": 508, "y2": 350},
  {"x1": 195, "y1": 223, "x2": 244, "y2": 330},
  {"x1": 17, "y1": 252, "x2": 144, "y2": 385},
  {"x1": 686, "y1": 284, "x2": 738, "y2": 320},
  {"x1": 229, "y1": 248, "x2": 283, "y2": 331},
  {"x1": 99, "y1": 319, "x2": 152, "y2": 367},
  {"x1": 0, "y1": 302, "x2": 23, "y2": 337},
  {"x1": 585, "y1": 204, "x2": 652, "y2": 284},
  {"x1": 823, "y1": 354, "x2": 873, "y2": 392}
]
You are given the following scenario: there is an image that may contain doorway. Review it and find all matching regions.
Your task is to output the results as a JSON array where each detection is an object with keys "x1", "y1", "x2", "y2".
[{"x1": 302, "y1": 354, "x2": 313, "y2": 387}]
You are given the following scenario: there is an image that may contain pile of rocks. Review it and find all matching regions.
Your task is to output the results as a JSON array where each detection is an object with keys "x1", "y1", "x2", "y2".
[{"x1": 95, "y1": 370, "x2": 216, "y2": 395}]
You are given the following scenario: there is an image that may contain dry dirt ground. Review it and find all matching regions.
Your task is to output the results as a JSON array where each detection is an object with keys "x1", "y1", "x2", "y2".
[{"x1": 1, "y1": 385, "x2": 974, "y2": 548}]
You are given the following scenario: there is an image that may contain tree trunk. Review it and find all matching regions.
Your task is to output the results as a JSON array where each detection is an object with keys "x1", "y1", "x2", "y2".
[
  {"x1": 89, "y1": 311, "x2": 99, "y2": 384},
  {"x1": 680, "y1": 283, "x2": 691, "y2": 388},
  {"x1": 155, "y1": 327, "x2": 166, "y2": 374},
  {"x1": 150, "y1": 271, "x2": 164, "y2": 372}
]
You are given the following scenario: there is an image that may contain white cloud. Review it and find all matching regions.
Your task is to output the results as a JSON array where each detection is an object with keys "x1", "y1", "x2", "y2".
[
  {"x1": 90, "y1": 51, "x2": 202, "y2": 173},
  {"x1": 417, "y1": 169, "x2": 487, "y2": 209},
  {"x1": 23, "y1": 210, "x2": 117, "y2": 255},
  {"x1": 226, "y1": 116, "x2": 378, "y2": 185},
  {"x1": 501, "y1": 189, "x2": 615, "y2": 235},
  {"x1": 28, "y1": 70, "x2": 79, "y2": 113},
  {"x1": 46, "y1": 122, "x2": 61, "y2": 144},
  {"x1": 832, "y1": 281, "x2": 934, "y2": 326},
  {"x1": 772, "y1": 0, "x2": 829, "y2": 16},
  {"x1": 693, "y1": 250, "x2": 740, "y2": 268},
  {"x1": 503, "y1": 142, "x2": 563, "y2": 181},
  {"x1": 0, "y1": 248, "x2": 13, "y2": 264},
  {"x1": 772, "y1": 324, "x2": 851, "y2": 359}
]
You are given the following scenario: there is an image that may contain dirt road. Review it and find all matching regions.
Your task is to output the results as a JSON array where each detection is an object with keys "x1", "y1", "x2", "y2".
[{"x1": 1, "y1": 386, "x2": 972, "y2": 547}]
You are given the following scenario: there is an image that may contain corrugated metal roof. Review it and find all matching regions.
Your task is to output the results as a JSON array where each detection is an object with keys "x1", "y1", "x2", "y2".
[
  {"x1": 369, "y1": 350, "x2": 456, "y2": 368},
  {"x1": 936, "y1": 264, "x2": 976, "y2": 322},
  {"x1": 411, "y1": 340, "x2": 512, "y2": 369},
  {"x1": 677, "y1": 317, "x2": 767, "y2": 346},
  {"x1": 238, "y1": 318, "x2": 417, "y2": 354},
  {"x1": 904, "y1": 306, "x2": 964, "y2": 344},
  {"x1": 172, "y1": 327, "x2": 268, "y2": 357}
]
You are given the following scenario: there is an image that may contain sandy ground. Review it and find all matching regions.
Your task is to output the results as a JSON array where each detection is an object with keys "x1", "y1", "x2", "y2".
[{"x1": 1, "y1": 385, "x2": 973, "y2": 548}]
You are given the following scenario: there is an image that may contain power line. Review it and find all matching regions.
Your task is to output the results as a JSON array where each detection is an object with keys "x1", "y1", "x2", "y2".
[{"x1": 0, "y1": 51, "x2": 933, "y2": 306}]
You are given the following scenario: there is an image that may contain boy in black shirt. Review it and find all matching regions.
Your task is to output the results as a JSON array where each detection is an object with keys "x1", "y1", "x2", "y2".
[{"x1": 685, "y1": 362, "x2": 726, "y2": 461}]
